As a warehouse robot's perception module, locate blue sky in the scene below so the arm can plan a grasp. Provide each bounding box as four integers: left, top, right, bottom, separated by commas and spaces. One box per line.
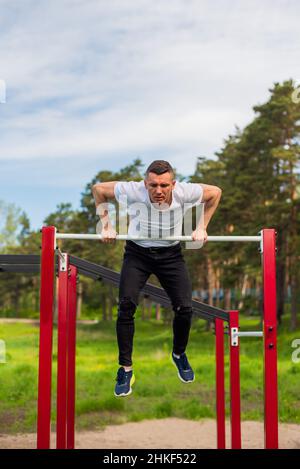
1, 0, 300, 230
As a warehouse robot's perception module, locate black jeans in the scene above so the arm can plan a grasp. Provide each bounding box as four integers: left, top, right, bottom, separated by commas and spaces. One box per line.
116, 240, 193, 366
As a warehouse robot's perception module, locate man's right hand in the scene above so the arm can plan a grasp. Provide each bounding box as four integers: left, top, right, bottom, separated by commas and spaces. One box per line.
100, 227, 117, 244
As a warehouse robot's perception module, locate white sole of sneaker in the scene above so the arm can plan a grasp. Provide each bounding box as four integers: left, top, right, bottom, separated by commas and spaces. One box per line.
171, 355, 195, 383
114, 374, 135, 397
114, 388, 132, 397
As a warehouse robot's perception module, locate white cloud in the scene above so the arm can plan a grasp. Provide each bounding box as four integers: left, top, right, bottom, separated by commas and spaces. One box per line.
0, 0, 300, 177
0, 106, 247, 160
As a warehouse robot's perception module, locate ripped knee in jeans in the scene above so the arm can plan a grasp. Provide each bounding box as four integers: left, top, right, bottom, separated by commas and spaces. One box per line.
117, 297, 136, 320
174, 304, 193, 319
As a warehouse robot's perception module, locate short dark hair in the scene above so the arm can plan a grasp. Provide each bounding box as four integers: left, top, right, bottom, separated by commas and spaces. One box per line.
145, 160, 174, 177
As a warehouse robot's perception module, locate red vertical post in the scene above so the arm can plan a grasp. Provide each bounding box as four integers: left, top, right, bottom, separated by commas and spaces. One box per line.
215, 318, 226, 449
56, 253, 69, 449
229, 310, 241, 449
67, 265, 77, 449
37, 226, 56, 449
262, 229, 278, 449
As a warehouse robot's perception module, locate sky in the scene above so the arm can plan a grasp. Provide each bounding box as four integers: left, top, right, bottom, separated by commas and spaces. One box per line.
1, 0, 300, 230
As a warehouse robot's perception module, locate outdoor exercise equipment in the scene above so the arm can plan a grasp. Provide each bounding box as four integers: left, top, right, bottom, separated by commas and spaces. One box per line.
0, 227, 278, 449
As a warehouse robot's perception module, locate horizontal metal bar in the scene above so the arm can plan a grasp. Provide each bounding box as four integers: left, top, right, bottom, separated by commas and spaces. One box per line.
56, 233, 261, 242
237, 331, 263, 337
57, 234, 192, 241
231, 328, 263, 346
209, 236, 261, 242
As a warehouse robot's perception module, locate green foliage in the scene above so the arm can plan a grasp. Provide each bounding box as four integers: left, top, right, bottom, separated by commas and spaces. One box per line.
0, 80, 300, 328
0, 317, 299, 434
0, 200, 29, 251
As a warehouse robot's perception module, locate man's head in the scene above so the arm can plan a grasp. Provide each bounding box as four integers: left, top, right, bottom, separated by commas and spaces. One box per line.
144, 160, 175, 205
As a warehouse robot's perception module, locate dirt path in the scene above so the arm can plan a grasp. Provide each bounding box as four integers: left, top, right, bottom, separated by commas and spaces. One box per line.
0, 418, 299, 449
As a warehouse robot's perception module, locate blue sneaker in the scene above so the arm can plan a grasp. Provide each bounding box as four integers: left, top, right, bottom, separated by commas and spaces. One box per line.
172, 352, 195, 383
114, 367, 135, 397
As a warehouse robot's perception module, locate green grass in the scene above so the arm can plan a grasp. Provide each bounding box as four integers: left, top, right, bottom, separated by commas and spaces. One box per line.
0, 314, 299, 434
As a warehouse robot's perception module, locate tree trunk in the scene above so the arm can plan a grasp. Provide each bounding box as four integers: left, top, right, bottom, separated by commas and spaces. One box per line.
203, 256, 212, 331
224, 289, 231, 310
142, 297, 152, 320
12, 285, 19, 318
238, 273, 249, 311
76, 281, 83, 319
147, 299, 152, 320
287, 148, 299, 328
155, 303, 161, 321
276, 260, 286, 324
108, 285, 114, 321
215, 268, 221, 308
290, 264, 299, 331
141, 297, 146, 320
276, 228, 287, 324
101, 292, 107, 321
32, 276, 39, 312
207, 256, 214, 306
255, 278, 262, 313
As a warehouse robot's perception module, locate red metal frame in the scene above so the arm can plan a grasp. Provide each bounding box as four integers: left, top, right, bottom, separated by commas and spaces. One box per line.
215, 318, 226, 449
67, 265, 77, 449
37, 225, 278, 450
262, 229, 278, 449
229, 310, 241, 449
56, 253, 69, 449
37, 226, 56, 449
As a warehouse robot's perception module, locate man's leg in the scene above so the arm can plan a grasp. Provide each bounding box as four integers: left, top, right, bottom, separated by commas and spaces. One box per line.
116, 244, 151, 367
153, 247, 193, 356
154, 249, 195, 383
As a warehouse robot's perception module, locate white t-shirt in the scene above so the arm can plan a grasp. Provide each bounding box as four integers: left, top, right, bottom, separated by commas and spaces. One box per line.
114, 180, 203, 247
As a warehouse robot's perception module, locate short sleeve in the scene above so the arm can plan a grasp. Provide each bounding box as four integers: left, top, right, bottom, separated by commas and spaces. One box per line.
179, 182, 203, 206
114, 181, 143, 204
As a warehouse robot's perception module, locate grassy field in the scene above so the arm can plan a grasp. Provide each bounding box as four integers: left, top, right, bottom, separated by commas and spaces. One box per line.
0, 314, 299, 434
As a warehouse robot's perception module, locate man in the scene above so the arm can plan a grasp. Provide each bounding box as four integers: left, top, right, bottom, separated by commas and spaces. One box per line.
92, 160, 222, 397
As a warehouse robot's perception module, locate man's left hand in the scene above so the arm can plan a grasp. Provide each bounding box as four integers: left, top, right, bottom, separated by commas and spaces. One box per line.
192, 228, 208, 244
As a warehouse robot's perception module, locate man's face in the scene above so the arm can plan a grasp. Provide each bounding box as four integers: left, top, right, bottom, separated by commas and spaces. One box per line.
144, 171, 175, 205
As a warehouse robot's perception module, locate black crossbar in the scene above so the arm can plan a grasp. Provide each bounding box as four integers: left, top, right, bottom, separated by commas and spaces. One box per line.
0, 265, 40, 273
69, 255, 229, 322
0, 254, 230, 322
0, 255, 40, 264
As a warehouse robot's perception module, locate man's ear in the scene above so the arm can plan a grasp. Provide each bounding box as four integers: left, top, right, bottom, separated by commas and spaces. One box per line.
144, 179, 147, 188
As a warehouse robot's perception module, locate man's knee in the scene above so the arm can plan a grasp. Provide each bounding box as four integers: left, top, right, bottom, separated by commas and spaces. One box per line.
117, 297, 136, 320
174, 304, 193, 319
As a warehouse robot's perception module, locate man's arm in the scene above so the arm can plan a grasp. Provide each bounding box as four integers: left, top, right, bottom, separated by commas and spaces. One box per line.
192, 184, 222, 243
92, 181, 118, 204
199, 184, 222, 230
92, 181, 119, 243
